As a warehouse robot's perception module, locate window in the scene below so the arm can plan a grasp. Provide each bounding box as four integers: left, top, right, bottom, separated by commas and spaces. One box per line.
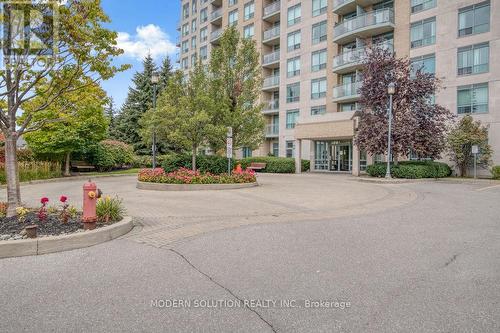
312, 21, 327, 44
312, 0, 327, 17
200, 8, 208, 22
457, 83, 488, 114
311, 78, 327, 99
182, 24, 189, 37
340, 103, 357, 112
191, 53, 197, 66
311, 49, 327, 71
287, 57, 300, 78
182, 57, 188, 69
373, 0, 393, 10
272, 143, 279, 157
458, 43, 489, 75
410, 17, 436, 48
228, 9, 238, 26
458, 1, 490, 37
286, 141, 295, 158
287, 4, 301, 26
243, 24, 254, 38
200, 27, 208, 42
192, 0, 197, 14
410, 54, 435, 77
244, 1, 254, 20
182, 40, 189, 53
200, 46, 208, 60
191, 36, 197, 49
242, 147, 252, 158
286, 110, 300, 129
286, 83, 300, 103
229, 0, 237, 6
311, 105, 326, 115
287, 30, 301, 51
411, 0, 436, 13
182, 3, 189, 19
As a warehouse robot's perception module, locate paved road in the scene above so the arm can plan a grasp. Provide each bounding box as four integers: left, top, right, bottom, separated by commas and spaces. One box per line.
0, 174, 499, 332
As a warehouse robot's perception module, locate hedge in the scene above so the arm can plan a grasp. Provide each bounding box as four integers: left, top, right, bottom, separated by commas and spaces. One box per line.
366, 161, 452, 179
238, 157, 310, 173
491, 166, 500, 180
162, 154, 228, 174
88, 140, 135, 171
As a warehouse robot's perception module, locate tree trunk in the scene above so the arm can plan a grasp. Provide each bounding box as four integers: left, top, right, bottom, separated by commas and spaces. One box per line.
4, 133, 21, 217
64, 151, 71, 176
192, 145, 197, 171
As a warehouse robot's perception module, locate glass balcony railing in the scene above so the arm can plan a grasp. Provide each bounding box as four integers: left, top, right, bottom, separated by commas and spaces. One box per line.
210, 29, 222, 42
333, 41, 393, 69
263, 1, 281, 18
210, 8, 223, 22
263, 26, 280, 41
266, 124, 279, 136
263, 100, 279, 113
263, 50, 280, 65
333, 81, 362, 100
334, 8, 394, 39
263, 75, 280, 89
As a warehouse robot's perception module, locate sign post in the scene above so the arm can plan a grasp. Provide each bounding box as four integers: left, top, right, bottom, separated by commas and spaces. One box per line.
472, 145, 479, 179
227, 127, 233, 175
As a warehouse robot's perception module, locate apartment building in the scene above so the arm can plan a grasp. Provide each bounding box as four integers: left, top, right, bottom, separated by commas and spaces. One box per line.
177, 0, 499, 176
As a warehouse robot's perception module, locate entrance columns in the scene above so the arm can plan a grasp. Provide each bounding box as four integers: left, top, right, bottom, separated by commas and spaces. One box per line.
352, 144, 360, 177
295, 139, 302, 174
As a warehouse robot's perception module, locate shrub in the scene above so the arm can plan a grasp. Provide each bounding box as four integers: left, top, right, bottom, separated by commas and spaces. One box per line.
238, 157, 310, 173
0, 161, 62, 184
491, 166, 500, 180
162, 154, 229, 174
96, 196, 126, 223
89, 140, 134, 171
366, 161, 451, 179
132, 155, 170, 168
0, 202, 7, 218
138, 167, 256, 184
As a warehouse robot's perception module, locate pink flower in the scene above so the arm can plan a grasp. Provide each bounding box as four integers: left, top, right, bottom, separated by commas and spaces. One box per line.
60, 195, 68, 203
40, 197, 49, 204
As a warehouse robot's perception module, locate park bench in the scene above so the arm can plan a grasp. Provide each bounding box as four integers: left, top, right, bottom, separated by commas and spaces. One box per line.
71, 161, 95, 172
247, 162, 267, 171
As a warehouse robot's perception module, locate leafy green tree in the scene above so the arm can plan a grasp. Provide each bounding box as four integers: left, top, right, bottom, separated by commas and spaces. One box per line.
209, 26, 264, 153
141, 63, 225, 170
0, 0, 128, 216
447, 115, 492, 177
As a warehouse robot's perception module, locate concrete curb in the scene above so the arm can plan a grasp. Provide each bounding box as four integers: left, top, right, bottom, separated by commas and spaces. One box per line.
354, 177, 431, 184
136, 181, 259, 191
0, 174, 137, 188
354, 177, 499, 185
0, 216, 133, 259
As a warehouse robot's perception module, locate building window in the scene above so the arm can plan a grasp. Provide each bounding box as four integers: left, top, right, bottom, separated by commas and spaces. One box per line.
340, 103, 357, 112
182, 24, 189, 37
200, 27, 208, 42
242, 147, 252, 158
286, 141, 295, 158
287, 4, 301, 26
192, 0, 197, 14
182, 41, 189, 53
182, 57, 188, 70
244, 1, 254, 20
200, 8, 208, 22
410, 53, 435, 77
272, 142, 279, 157
287, 57, 300, 78
228, 0, 237, 6
183, 3, 189, 19
286, 83, 300, 103
286, 110, 300, 129
200, 46, 208, 60
457, 83, 488, 114
457, 43, 489, 76
311, 78, 327, 100
458, 1, 490, 37
228, 9, 238, 26
311, 105, 326, 115
311, 49, 327, 72
191, 19, 197, 32
411, 0, 436, 13
312, 21, 327, 45
312, 0, 327, 17
191, 53, 197, 66
191, 36, 197, 49
243, 24, 254, 38
287, 30, 301, 52
410, 17, 436, 48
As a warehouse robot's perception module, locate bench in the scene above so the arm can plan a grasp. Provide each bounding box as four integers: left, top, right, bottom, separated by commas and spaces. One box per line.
247, 162, 267, 171
71, 161, 95, 172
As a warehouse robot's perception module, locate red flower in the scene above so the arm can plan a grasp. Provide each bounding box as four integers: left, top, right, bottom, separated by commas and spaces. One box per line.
59, 195, 68, 203
40, 197, 49, 204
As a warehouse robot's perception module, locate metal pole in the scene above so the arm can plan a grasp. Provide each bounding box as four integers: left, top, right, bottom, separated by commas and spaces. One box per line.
474, 153, 477, 179
152, 83, 157, 169
385, 94, 393, 179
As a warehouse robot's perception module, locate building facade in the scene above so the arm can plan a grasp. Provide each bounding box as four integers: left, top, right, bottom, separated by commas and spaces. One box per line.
177, 0, 499, 176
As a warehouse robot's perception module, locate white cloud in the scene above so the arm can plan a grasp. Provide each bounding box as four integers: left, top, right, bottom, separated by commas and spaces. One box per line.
116, 24, 177, 61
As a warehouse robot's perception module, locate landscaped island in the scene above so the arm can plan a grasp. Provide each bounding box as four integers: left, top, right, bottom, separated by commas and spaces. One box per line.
138, 168, 257, 184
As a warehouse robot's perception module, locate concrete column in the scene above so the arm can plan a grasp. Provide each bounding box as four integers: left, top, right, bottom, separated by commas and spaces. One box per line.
352, 144, 360, 177
295, 139, 302, 174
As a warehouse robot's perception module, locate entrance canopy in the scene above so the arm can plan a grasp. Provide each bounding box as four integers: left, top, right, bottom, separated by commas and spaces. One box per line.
294, 111, 359, 140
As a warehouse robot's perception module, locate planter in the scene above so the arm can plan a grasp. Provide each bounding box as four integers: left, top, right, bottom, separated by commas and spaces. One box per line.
136, 181, 259, 191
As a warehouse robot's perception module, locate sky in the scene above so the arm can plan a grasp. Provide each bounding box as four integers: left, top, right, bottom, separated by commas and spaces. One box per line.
100, 0, 180, 110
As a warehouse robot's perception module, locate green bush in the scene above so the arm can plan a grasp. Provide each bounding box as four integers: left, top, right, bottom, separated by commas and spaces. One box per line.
366, 161, 451, 179
96, 196, 126, 223
238, 157, 310, 173
162, 154, 229, 174
132, 155, 170, 168
89, 140, 134, 171
491, 166, 500, 180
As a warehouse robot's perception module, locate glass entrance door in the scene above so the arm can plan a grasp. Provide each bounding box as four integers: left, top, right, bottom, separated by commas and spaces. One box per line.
330, 142, 352, 172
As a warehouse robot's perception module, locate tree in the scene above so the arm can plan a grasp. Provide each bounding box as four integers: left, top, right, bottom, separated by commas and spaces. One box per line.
159, 57, 173, 91
140, 63, 224, 171
447, 115, 492, 177
209, 26, 264, 153
355, 47, 454, 162
105, 97, 117, 138
23, 82, 109, 176
0, 0, 127, 216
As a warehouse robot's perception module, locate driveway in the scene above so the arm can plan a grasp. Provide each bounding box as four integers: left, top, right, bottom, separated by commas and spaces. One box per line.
0, 174, 499, 332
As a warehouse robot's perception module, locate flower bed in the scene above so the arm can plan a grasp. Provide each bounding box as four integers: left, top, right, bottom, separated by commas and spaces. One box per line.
138, 167, 257, 184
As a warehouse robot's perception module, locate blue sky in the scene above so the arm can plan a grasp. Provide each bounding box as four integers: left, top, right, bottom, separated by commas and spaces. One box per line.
100, 0, 180, 109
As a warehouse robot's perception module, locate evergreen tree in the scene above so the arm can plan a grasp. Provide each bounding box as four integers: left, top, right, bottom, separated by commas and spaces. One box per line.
159, 57, 173, 91
105, 97, 117, 138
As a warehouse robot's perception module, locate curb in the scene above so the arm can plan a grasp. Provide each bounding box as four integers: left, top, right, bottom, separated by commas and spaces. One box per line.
0, 174, 137, 188
136, 181, 259, 191
354, 177, 430, 184
0, 217, 134, 259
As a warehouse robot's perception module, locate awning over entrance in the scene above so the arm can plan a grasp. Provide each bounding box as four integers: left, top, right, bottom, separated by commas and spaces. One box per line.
294, 111, 359, 140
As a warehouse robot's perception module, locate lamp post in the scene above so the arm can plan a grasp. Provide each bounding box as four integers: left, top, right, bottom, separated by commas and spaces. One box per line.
385, 82, 396, 179
151, 74, 160, 169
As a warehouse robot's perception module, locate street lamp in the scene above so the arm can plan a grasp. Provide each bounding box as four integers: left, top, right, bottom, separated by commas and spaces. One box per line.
385, 82, 396, 179
151, 74, 160, 169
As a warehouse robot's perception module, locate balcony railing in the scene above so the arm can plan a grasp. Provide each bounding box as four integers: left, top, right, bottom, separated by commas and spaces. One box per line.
263, 75, 280, 88
333, 0, 353, 8
263, 1, 281, 18
263, 100, 279, 113
334, 8, 394, 38
266, 124, 279, 136
210, 8, 223, 22
333, 81, 362, 100
263, 26, 280, 41
333, 41, 393, 69
210, 29, 222, 42
263, 50, 280, 65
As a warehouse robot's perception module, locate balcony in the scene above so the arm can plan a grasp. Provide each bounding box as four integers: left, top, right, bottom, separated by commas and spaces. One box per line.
262, 50, 280, 68
333, 0, 386, 15
265, 124, 279, 138
210, 8, 223, 24
333, 81, 362, 103
262, 75, 280, 91
263, 1, 281, 22
333, 41, 393, 74
333, 8, 394, 44
262, 100, 280, 115
263, 26, 280, 45
176, 20, 181, 31
210, 29, 222, 44
176, 35, 181, 47
211, 0, 222, 6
